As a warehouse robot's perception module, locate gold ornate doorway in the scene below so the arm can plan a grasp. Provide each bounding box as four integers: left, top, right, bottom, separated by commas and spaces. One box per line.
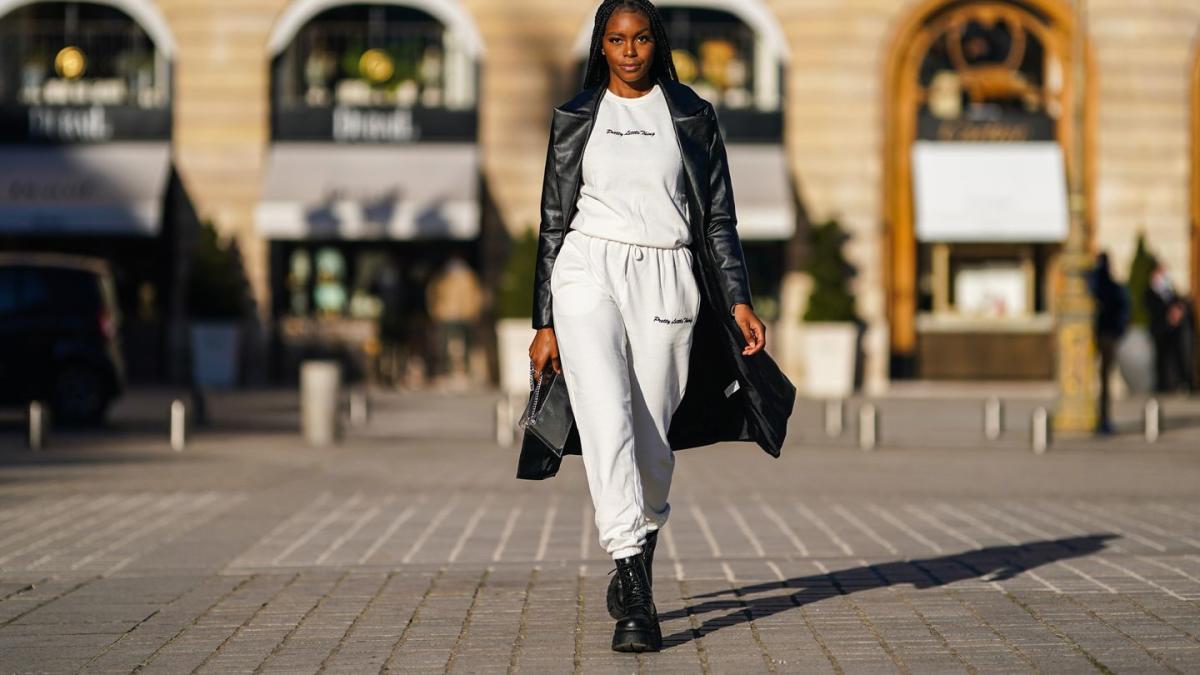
882, 0, 1091, 379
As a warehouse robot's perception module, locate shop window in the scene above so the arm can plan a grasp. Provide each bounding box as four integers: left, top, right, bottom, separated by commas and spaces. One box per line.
275, 5, 451, 110
271, 4, 476, 142
0, 2, 167, 110
661, 8, 767, 112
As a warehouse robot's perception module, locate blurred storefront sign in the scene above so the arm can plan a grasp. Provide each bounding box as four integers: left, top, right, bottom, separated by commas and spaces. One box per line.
911, 141, 1069, 243
255, 143, 478, 240
0, 143, 169, 234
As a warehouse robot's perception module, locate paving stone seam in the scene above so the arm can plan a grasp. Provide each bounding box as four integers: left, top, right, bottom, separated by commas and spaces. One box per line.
723, 565, 779, 674
315, 571, 397, 673
1000, 587, 1115, 674
381, 567, 444, 673
0, 580, 40, 604
253, 570, 352, 674
571, 570, 585, 675
1058, 589, 1188, 674
442, 567, 492, 674
130, 575, 255, 673
189, 572, 300, 674
676, 578, 712, 675
869, 561, 979, 675
78, 578, 208, 672
505, 567, 538, 675
819, 561, 913, 675
1110, 589, 1200, 645
0, 575, 98, 629
767, 562, 844, 675
937, 581, 1041, 674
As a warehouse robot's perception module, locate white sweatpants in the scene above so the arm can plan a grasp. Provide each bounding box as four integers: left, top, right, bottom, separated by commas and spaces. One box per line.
550, 229, 701, 559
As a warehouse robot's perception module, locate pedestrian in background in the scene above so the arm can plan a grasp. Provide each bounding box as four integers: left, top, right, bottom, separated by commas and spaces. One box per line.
1145, 259, 1196, 394
525, 0, 794, 654
1087, 252, 1128, 434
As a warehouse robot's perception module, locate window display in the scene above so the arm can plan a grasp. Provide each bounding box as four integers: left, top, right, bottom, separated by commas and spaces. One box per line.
0, 2, 167, 109
274, 5, 461, 111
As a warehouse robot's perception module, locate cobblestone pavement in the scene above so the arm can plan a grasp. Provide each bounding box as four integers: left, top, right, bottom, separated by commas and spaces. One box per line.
0, 391, 1199, 673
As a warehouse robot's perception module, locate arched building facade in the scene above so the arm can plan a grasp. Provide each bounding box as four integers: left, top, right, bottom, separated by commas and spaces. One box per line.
28, 0, 1195, 390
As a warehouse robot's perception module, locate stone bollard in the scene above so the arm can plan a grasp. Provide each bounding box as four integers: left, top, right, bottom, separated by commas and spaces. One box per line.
349, 390, 371, 427
301, 360, 341, 447
1031, 407, 1050, 454
984, 397, 1003, 441
170, 400, 187, 452
858, 403, 878, 452
27, 401, 47, 451
824, 399, 844, 438
1144, 398, 1160, 443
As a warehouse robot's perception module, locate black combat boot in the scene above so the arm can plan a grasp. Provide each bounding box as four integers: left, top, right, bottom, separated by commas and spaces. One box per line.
610, 550, 662, 652
607, 529, 658, 619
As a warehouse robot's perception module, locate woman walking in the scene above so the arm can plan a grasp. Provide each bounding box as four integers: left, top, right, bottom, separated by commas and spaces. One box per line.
526, 0, 795, 653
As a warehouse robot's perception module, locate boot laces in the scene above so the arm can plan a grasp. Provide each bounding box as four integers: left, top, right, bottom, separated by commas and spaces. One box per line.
618, 561, 652, 608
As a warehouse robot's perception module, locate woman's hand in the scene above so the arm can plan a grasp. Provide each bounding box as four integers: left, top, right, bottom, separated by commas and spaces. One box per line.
529, 327, 562, 380
733, 304, 766, 356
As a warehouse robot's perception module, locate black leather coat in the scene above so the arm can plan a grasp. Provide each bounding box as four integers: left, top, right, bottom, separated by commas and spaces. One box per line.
529, 78, 796, 472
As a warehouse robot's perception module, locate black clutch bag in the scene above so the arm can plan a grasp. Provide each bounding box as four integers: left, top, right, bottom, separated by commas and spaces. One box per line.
515, 363, 575, 480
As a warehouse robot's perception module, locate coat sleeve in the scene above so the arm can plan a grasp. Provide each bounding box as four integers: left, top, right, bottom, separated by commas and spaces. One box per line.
703, 105, 754, 314
531, 115, 564, 329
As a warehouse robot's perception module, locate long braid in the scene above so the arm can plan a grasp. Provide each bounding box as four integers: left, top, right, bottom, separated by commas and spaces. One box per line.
581, 0, 678, 90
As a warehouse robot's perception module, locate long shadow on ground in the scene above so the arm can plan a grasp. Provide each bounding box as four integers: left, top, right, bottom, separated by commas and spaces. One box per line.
660, 534, 1118, 650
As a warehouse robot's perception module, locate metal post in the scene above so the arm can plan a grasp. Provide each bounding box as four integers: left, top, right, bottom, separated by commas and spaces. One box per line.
984, 397, 1003, 441
1144, 398, 1160, 443
858, 403, 878, 452
27, 401, 46, 451
170, 400, 186, 452
349, 390, 370, 427
824, 399, 844, 437
301, 360, 341, 447
1032, 407, 1050, 454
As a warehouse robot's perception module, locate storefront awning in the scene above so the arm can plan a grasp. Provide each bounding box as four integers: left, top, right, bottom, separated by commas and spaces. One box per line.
726, 144, 796, 240
0, 143, 171, 236
912, 141, 1070, 243
255, 143, 479, 240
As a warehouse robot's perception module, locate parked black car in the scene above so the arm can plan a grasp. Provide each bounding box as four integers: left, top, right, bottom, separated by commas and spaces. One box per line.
0, 254, 126, 425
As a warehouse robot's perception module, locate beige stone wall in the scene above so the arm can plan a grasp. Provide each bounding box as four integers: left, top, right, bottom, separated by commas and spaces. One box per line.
147, 0, 1198, 386
1090, 0, 1200, 289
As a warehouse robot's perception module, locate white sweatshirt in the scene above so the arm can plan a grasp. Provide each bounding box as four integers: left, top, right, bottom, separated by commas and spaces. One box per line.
568, 84, 691, 249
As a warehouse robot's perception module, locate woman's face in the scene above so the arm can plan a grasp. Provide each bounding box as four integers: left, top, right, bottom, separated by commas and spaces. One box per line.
602, 9, 656, 87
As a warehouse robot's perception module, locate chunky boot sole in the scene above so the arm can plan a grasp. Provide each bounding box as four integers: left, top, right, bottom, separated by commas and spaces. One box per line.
611, 623, 663, 653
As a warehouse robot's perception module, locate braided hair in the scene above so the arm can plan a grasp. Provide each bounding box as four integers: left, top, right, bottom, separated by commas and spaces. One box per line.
581, 0, 678, 90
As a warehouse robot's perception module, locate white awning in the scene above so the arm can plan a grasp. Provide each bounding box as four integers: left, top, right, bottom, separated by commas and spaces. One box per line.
0, 143, 170, 236
726, 144, 795, 240
255, 143, 479, 240
912, 141, 1070, 243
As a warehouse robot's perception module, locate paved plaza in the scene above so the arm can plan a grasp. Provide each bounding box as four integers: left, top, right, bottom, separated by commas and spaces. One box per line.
0, 389, 1198, 673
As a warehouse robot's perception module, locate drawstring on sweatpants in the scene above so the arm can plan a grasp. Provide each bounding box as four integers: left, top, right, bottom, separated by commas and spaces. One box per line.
632, 245, 645, 261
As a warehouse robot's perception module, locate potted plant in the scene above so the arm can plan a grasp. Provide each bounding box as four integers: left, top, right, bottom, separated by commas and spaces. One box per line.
1117, 234, 1157, 393
187, 220, 246, 389
495, 227, 540, 397
800, 218, 860, 399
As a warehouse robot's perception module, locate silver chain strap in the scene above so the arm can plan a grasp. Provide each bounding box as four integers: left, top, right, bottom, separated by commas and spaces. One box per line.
524, 360, 545, 425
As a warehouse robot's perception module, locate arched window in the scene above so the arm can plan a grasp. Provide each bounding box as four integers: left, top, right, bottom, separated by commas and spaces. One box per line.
0, 0, 171, 141
270, 2, 477, 143
884, 0, 1084, 379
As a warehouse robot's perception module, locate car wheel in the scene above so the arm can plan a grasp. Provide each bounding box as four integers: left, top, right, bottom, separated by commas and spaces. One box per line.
53, 365, 108, 427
